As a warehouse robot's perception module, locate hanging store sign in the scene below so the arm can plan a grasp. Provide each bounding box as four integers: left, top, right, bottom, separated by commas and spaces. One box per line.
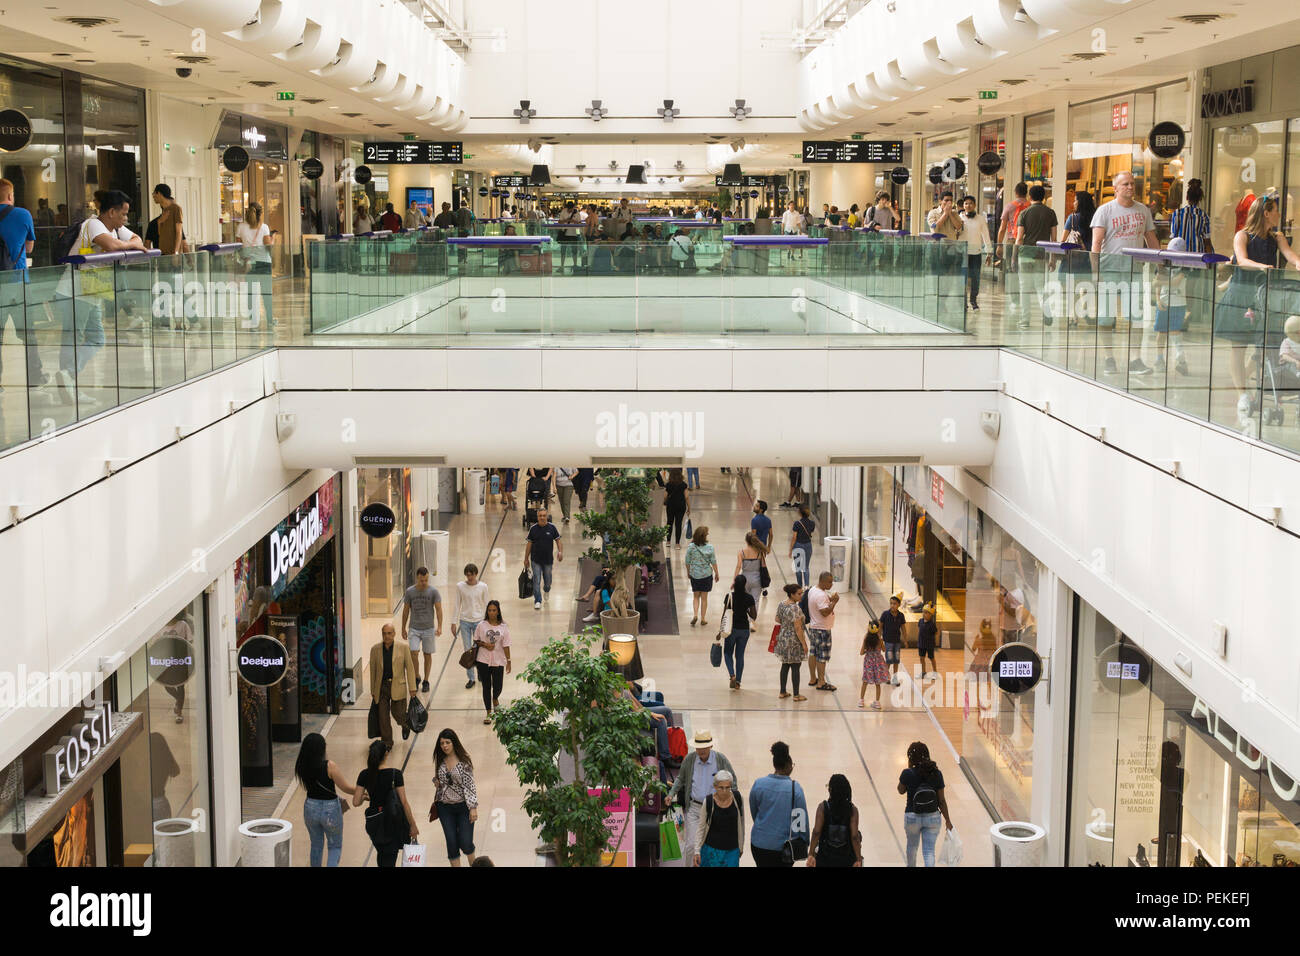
927, 166, 944, 185
222, 145, 250, 173
1222, 124, 1260, 159
989, 642, 1043, 695
353, 165, 373, 186
301, 157, 324, 181
1097, 641, 1152, 695
478, 186, 489, 197
976, 150, 1003, 175
0, 108, 33, 152
237, 635, 289, 687
360, 502, 397, 538
147, 635, 195, 687
269, 493, 324, 594
943, 157, 966, 182
1111, 102, 1129, 131
42, 701, 118, 796
1147, 122, 1186, 160
890, 166, 910, 185
1201, 85, 1255, 120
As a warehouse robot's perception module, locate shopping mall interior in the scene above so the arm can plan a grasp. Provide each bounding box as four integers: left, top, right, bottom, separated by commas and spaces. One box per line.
0, 0, 1299, 884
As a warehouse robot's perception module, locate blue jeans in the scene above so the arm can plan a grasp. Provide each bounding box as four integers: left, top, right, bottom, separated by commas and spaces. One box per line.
905, 811, 943, 867
303, 796, 344, 867
792, 543, 812, 588
59, 297, 105, 374
437, 801, 476, 860
724, 629, 750, 681
686, 468, 700, 488
531, 560, 553, 603
699, 844, 740, 867
458, 620, 478, 680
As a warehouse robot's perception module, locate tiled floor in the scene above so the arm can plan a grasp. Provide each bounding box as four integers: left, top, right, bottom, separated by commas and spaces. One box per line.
273, 467, 995, 867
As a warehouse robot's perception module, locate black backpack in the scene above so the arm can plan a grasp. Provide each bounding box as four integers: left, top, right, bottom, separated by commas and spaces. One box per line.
822, 801, 851, 849
911, 773, 940, 815
0, 206, 14, 271
53, 219, 87, 263
363, 769, 405, 845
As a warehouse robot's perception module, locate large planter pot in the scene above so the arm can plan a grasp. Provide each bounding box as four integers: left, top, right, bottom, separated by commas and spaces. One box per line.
600, 609, 641, 638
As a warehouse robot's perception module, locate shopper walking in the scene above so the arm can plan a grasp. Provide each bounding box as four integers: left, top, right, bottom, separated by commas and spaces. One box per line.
295, 732, 362, 867
748, 741, 808, 868
898, 741, 953, 867
693, 770, 745, 867
369, 624, 418, 749
666, 729, 739, 864
473, 600, 511, 723
401, 566, 443, 693
774, 583, 809, 701
807, 773, 862, 867
554, 467, 577, 523
663, 468, 690, 548
523, 508, 563, 609
685, 466, 700, 489
355, 739, 418, 867
499, 466, 518, 511
734, 530, 768, 609
917, 602, 939, 679
684, 525, 720, 626
721, 573, 758, 690
452, 563, 489, 690
959, 194, 993, 311
781, 467, 803, 508
573, 467, 596, 510
859, 622, 890, 709
788, 504, 816, 589
1091, 170, 1160, 376
805, 571, 839, 692
880, 595, 906, 686
431, 728, 478, 866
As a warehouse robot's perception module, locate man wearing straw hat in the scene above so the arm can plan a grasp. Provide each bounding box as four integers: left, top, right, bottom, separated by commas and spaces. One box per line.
666, 730, 740, 864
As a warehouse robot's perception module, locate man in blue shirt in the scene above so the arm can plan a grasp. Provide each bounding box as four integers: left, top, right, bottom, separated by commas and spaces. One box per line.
750, 500, 773, 594
0, 178, 43, 388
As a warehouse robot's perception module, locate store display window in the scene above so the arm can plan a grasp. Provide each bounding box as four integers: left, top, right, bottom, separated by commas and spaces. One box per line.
1023, 111, 1055, 203
923, 129, 971, 217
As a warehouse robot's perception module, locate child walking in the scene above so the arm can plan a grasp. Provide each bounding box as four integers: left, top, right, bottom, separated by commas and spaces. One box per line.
859, 622, 889, 710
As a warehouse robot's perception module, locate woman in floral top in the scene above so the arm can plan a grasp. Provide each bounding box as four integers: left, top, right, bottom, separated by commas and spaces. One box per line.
774, 583, 810, 702
684, 525, 720, 627
431, 728, 478, 866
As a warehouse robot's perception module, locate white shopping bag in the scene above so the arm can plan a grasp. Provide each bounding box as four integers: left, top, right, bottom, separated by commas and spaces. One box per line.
402, 843, 427, 867
938, 828, 963, 866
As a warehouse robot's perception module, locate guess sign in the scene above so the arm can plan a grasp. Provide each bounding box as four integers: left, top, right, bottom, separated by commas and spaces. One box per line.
0, 108, 33, 152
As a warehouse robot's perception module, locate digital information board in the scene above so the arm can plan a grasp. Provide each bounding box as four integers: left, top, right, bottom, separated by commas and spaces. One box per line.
494, 175, 532, 187
363, 141, 463, 164
802, 140, 903, 163
715, 174, 769, 187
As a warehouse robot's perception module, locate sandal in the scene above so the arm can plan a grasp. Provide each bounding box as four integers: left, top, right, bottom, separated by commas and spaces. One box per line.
778, 692, 791, 699
793, 695, 808, 702
700, 620, 708, 626
817, 683, 838, 692
858, 700, 865, 709
483, 716, 492, 724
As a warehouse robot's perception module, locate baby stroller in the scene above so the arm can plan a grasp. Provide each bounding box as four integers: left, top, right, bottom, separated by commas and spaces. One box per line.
523, 474, 551, 529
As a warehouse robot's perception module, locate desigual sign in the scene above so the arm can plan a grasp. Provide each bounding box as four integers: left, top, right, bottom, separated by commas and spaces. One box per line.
146, 636, 194, 687
270, 498, 323, 591
43, 701, 117, 795
237, 635, 289, 687
0, 108, 32, 152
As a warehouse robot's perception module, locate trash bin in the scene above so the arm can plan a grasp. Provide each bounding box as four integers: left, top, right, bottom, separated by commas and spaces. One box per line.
239, 818, 293, 867
153, 817, 199, 867
420, 529, 451, 589
990, 821, 1047, 866
824, 536, 851, 593
466, 469, 487, 515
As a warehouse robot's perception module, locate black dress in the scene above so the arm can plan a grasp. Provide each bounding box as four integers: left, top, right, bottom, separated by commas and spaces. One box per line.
814, 801, 858, 867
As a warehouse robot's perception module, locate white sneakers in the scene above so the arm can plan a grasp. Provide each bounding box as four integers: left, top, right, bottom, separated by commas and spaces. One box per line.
534, 601, 542, 610
582, 612, 600, 623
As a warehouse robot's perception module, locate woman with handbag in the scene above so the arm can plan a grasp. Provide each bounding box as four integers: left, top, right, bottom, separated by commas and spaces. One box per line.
773, 583, 809, 701
473, 600, 511, 724
747, 741, 808, 868
684, 524, 719, 626
431, 728, 478, 866
693, 770, 745, 867
788, 505, 816, 589
354, 739, 419, 867
295, 732, 363, 867
720, 574, 757, 690
734, 530, 768, 609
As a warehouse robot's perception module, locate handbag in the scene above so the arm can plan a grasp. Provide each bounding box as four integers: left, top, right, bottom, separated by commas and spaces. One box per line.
684, 517, 693, 540
710, 641, 723, 668
781, 779, 810, 865
769, 623, 781, 653
458, 647, 478, 671
517, 567, 533, 600
759, 562, 772, 589
715, 594, 732, 641
402, 843, 427, 867
367, 701, 380, 739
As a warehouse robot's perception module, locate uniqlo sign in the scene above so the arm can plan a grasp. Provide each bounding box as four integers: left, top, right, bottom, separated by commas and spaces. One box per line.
930, 472, 945, 507
1112, 102, 1129, 131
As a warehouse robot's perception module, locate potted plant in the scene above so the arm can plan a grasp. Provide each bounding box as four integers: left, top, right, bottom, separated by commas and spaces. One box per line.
494, 631, 667, 865
576, 469, 668, 636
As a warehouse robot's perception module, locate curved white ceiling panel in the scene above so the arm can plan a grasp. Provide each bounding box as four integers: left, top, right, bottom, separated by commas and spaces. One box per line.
1019, 0, 1099, 33
234, 0, 307, 56
970, 0, 1043, 50
798, 108, 826, 132
935, 18, 997, 70
279, 12, 343, 71
898, 37, 964, 91
147, 0, 262, 35
876, 59, 922, 99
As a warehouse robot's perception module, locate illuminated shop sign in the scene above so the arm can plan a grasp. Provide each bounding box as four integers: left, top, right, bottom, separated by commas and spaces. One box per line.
42, 701, 117, 796
1189, 697, 1297, 803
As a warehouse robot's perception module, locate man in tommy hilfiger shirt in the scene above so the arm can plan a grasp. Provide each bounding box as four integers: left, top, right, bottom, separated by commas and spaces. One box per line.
1091, 170, 1159, 378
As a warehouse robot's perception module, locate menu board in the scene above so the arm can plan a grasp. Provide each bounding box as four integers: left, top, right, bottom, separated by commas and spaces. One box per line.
363, 141, 463, 164
802, 140, 903, 163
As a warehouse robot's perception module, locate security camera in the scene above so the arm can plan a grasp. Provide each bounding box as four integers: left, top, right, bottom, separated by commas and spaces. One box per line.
175, 67, 193, 78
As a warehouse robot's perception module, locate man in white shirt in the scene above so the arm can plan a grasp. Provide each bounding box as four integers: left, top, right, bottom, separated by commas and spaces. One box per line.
781, 201, 803, 236
1090, 170, 1159, 377
453, 563, 489, 689
960, 195, 993, 311
806, 571, 840, 692
669, 229, 694, 269
554, 467, 577, 523
557, 200, 582, 273
610, 198, 634, 229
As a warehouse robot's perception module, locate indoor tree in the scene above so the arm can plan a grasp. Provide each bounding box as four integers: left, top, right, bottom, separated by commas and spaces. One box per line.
576, 469, 668, 617
493, 631, 666, 866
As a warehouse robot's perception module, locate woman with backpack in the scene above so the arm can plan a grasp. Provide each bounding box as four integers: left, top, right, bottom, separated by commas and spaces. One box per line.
807, 773, 862, 867
354, 739, 419, 866
431, 728, 478, 866
295, 732, 362, 867
897, 741, 953, 867
693, 770, 745, 867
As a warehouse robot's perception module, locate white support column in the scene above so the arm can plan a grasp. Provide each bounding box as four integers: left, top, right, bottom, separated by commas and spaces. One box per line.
910, 135, 926, 232
341, 469, 365, 680
1029, 567, 1075, 865
207, 565, 242, 866
1185, 70, 1207, 183
1051, 95, 1071, 221
1005, 112, 1026, 192
808, 166, 833, 214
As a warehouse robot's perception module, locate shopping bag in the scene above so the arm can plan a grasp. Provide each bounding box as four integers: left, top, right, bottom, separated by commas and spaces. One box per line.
367, 701, 380, 739
659, 819, 682, 862
407, 695, 428, 734
684, 517, 693, 540
518, 568, 533, 600
768, 624, 780, 653
401, 843, 427, 867
938, 828, 963, 866
710, 641, 723, 668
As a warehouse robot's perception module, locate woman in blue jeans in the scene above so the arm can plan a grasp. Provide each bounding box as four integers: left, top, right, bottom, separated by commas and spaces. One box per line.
720, 574, 757, 690
897, 741, 953, 866
788, 506, 816, 589
432, 728, 478, 866
294, 732, 363, 866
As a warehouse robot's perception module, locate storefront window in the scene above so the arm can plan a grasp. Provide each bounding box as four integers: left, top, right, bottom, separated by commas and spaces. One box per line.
1068, 597, 1300, 866
923, 128, 970, 215
1023, 111, 1054, 203
116, 596, 213, 865
358, 468, 414, 615
216, 111, 289, 273
1208, 120, 1286, 256
977, 120, 1006, 226
0, 54, 67, 266
79, 75, 147, 236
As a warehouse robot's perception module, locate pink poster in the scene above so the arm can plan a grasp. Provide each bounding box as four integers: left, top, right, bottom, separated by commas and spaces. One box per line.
586, 788, 633, 867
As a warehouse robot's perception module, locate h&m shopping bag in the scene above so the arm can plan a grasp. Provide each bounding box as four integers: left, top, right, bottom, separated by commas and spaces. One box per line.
402, 843, 427, 867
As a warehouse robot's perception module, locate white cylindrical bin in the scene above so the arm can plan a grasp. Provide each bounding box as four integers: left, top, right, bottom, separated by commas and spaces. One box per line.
153, 817, 199, 867
824, 536, 851, 593
239, 818, 293, 867
990, 821, 1047, 866
466, 469, 487, 515
420, 530, 451, 589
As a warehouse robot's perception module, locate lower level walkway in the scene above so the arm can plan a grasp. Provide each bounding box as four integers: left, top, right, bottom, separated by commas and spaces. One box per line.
269, 467, 995, 866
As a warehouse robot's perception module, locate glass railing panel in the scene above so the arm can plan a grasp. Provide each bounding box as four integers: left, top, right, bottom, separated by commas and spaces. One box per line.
115, 250, 164, 401
1257, 268, 1300, 450
19, 264, 76, 438
0, 267, 33, 450
68, 253, 122, 419
1208, 259, 1267, 437
1054, 249, 1099, 380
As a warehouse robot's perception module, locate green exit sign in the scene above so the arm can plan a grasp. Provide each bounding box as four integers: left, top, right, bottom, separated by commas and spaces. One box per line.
277, 91, 295, 101
979, 90, 998, 100
404, 134, 417, 141
463, 154, 473, 160
851, 133, 864, 140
